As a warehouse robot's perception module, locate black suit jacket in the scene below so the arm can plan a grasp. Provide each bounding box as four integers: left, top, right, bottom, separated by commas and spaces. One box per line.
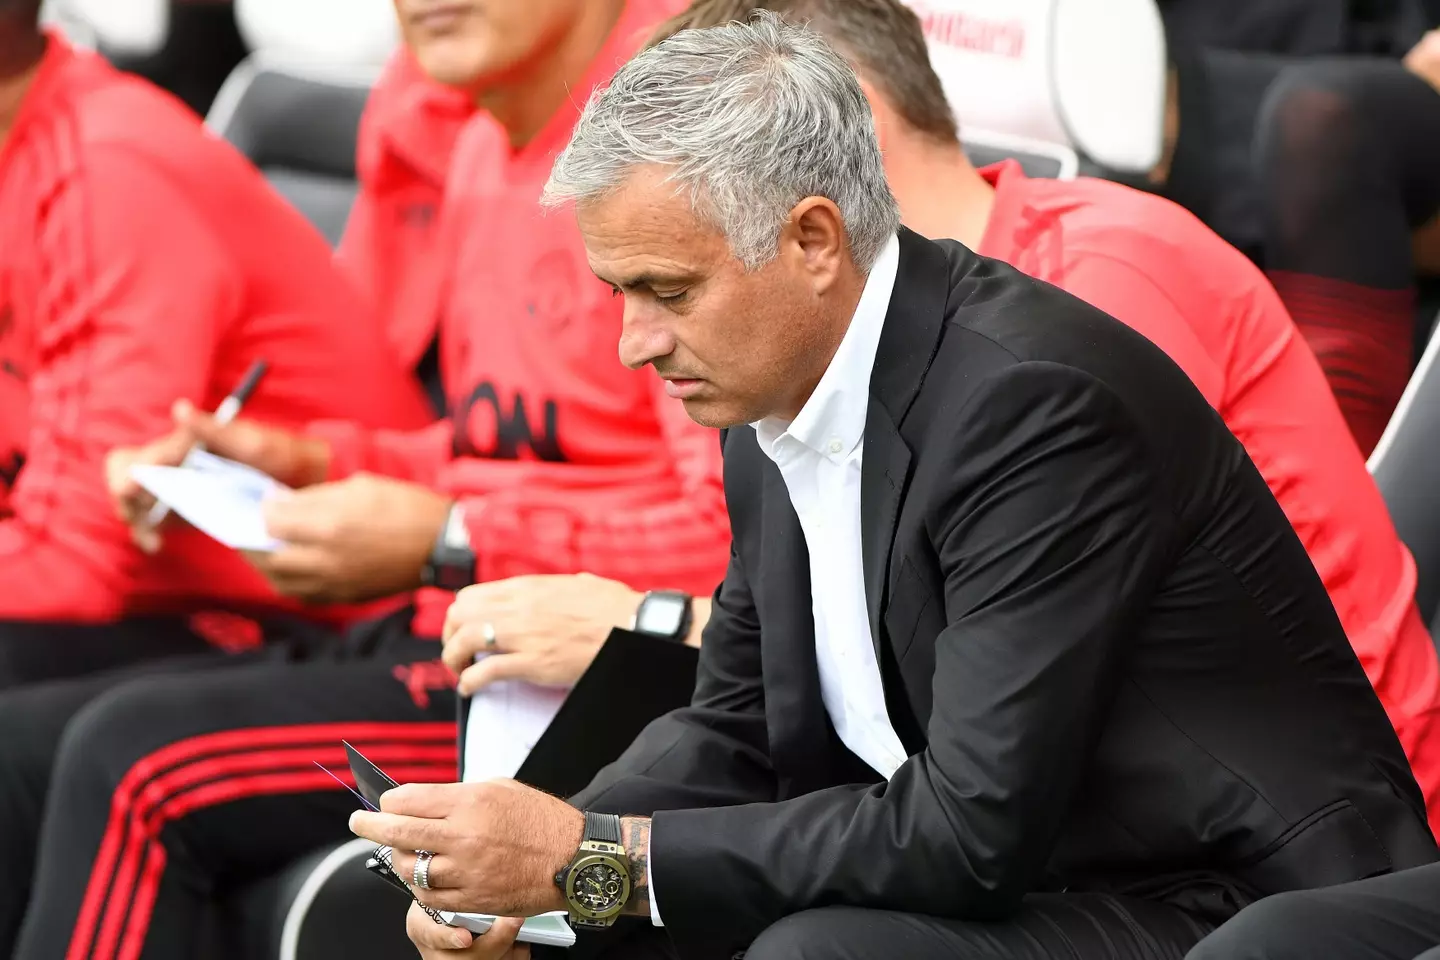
574, 230, 1439, 959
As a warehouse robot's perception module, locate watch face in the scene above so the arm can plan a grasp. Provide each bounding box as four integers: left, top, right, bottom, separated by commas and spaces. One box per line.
571, 860, 627, 914
636, 596, 685, 637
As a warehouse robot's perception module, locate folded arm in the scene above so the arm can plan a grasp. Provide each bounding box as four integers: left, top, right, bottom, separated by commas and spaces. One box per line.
645, 364, 1173, 956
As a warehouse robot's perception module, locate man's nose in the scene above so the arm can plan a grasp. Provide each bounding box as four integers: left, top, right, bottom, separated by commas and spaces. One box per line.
618, 313, 676, 371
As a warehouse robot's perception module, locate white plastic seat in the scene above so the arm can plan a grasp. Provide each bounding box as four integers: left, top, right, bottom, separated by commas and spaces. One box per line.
902, 0, 1168, 177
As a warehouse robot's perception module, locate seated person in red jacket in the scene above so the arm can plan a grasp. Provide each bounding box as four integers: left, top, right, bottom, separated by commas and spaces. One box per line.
435, 0, 1440, 844
0, 0, 432, 688
0, 2, 710, 958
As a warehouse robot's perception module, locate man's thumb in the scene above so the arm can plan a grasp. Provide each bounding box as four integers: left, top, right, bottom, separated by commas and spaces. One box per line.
458, 654, 530, 697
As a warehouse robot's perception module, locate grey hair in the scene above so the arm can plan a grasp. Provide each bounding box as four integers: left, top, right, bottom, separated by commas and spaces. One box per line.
541, 10, 900, 271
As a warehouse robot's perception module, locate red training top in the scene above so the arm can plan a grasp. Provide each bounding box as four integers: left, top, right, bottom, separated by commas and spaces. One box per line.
337, 49, 472, 374
978, 161, 1440, 829
312, 0, 721, 639
0, 36, 434, 625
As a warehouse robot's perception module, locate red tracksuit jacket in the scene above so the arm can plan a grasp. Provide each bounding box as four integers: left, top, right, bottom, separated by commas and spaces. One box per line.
337, 50, 472, 374
313, 0, 718, 639
978, 160, 1440, 831
0, 36, 434, 625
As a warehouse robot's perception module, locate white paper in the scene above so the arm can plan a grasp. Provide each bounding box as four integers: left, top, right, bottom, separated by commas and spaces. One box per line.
438, 911, 576, 948
461, 664, 569, 783
130, 452, 289, 552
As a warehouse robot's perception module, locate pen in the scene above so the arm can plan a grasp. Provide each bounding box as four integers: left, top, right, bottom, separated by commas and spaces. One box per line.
144, 359, 269, 528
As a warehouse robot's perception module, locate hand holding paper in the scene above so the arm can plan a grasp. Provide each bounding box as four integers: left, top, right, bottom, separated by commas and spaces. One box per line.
129, 450, 290, 553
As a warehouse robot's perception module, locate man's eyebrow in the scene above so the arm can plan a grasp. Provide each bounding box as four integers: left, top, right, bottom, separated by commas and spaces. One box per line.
591, 268, 696, 290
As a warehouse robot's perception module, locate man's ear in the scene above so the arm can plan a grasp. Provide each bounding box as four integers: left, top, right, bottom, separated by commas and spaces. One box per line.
783, 197, 847, 296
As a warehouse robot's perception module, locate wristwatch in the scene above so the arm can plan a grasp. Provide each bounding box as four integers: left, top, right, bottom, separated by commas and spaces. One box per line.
420, 502, 476, 592
555, 811, 631, 928
632, 590, 693, 642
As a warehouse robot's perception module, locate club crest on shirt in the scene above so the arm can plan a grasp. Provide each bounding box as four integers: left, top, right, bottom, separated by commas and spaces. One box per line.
524, 249, 583, 334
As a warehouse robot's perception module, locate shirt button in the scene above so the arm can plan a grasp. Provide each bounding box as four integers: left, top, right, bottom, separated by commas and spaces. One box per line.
827, 438, 843, 455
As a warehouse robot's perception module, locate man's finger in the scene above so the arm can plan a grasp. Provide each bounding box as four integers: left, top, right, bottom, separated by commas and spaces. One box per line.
457, 653, 536, 697
379, 781, 463, 818
444, 622, 516, 675
349, 810, 452, 853
408, 901, 473, 951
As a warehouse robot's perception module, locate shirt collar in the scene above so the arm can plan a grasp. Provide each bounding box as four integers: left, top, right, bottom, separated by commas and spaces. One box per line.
754, 233, 901, 464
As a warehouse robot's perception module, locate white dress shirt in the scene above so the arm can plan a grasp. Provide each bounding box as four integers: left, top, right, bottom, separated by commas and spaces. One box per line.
648, 235, 904, 926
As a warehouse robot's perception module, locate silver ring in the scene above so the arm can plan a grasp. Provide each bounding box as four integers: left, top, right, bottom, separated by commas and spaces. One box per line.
482, 621, 497, 651
414, 850, 435, 890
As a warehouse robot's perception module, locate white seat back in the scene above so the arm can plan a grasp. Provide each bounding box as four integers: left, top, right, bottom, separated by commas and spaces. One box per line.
47, 0, 166, 56
234, 0, 399, 80
902, 0, 1167, 175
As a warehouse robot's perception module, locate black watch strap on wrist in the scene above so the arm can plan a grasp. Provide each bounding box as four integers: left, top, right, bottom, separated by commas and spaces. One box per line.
584, 810, 622, 845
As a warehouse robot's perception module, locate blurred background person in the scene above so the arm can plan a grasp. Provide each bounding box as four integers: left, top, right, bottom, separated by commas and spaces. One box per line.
2, 2, 721, 959
0, 0, 431, 685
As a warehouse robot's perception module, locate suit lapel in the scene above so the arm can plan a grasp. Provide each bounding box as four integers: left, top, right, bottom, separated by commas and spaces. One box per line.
860, 402, 912, 663
756, 463, 834, 797
860, 230, 952, 658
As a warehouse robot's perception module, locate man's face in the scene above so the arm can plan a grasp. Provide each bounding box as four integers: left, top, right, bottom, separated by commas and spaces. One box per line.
391, 0, 583, 91
576, 168, 836, 429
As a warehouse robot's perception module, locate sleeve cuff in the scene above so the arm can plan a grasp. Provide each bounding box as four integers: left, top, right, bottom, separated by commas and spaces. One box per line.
648, 853, 663, 927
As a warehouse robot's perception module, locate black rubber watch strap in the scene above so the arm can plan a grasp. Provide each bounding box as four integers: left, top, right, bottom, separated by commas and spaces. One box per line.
584, 810, 622, 845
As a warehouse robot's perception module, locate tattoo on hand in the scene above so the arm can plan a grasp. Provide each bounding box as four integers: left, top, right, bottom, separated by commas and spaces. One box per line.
622, 817, 652, 918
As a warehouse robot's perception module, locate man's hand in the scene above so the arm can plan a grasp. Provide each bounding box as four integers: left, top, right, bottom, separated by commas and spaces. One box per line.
441, 574, 643, 695
106, 398, 330, 553
349, 780, 582, 917
248, 474, 452, 604
1407, 30, 1440, 93
406, 904, 529, 960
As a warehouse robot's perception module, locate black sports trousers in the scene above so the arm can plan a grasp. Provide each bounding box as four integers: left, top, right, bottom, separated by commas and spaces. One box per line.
0, 617, 216, 690
0, 607, 459, 960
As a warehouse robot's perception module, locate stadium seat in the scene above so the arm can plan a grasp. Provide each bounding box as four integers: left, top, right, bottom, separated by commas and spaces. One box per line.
903, 0, 1168, 178
51, 0, 246, 115
205, 56, 370, 247
1368, 315, 1440, 633
224, 838, 412, 960
234, 0, 398, 74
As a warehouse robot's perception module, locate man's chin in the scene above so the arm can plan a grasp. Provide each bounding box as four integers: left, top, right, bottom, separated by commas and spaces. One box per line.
680, 397, 749, 430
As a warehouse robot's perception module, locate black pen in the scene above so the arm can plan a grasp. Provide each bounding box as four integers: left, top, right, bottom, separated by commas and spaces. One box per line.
145, 359, 269, 527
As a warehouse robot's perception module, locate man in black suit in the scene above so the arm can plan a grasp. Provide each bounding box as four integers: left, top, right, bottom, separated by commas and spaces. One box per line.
349, 13, 1437, 960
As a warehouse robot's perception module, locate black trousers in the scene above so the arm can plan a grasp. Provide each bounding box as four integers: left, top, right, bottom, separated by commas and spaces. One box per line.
0, 608, 459, 960
1185, 864, 1440, 960
557, 893, 1214, 960
0, 617, 217, 690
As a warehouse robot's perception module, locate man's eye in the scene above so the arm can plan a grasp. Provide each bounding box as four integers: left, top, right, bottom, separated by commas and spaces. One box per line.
656, 290, 688, 304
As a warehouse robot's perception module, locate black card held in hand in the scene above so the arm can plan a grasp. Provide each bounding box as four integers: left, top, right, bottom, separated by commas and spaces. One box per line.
344, 740, 400, 811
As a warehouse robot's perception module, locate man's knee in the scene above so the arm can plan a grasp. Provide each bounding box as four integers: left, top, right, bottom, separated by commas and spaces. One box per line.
1188, 890, 1346, 960
50, 673, 204, 806
745, 908, 860, 960
1257, 64, 1368, 177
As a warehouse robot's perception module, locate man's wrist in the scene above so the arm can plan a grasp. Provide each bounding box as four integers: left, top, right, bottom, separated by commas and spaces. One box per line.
620, 816, 652, 918
296, 436, 332, 487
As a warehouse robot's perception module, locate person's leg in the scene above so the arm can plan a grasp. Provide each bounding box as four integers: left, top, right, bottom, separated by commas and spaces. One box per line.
0, 617, 215, 690
741, 894, 1211, 960
1254, 59, 1440, 455
1186, 863, 1440, 960
0, 651, 241, 955
571, 894, 1212, 960
11, 631, 458, 960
